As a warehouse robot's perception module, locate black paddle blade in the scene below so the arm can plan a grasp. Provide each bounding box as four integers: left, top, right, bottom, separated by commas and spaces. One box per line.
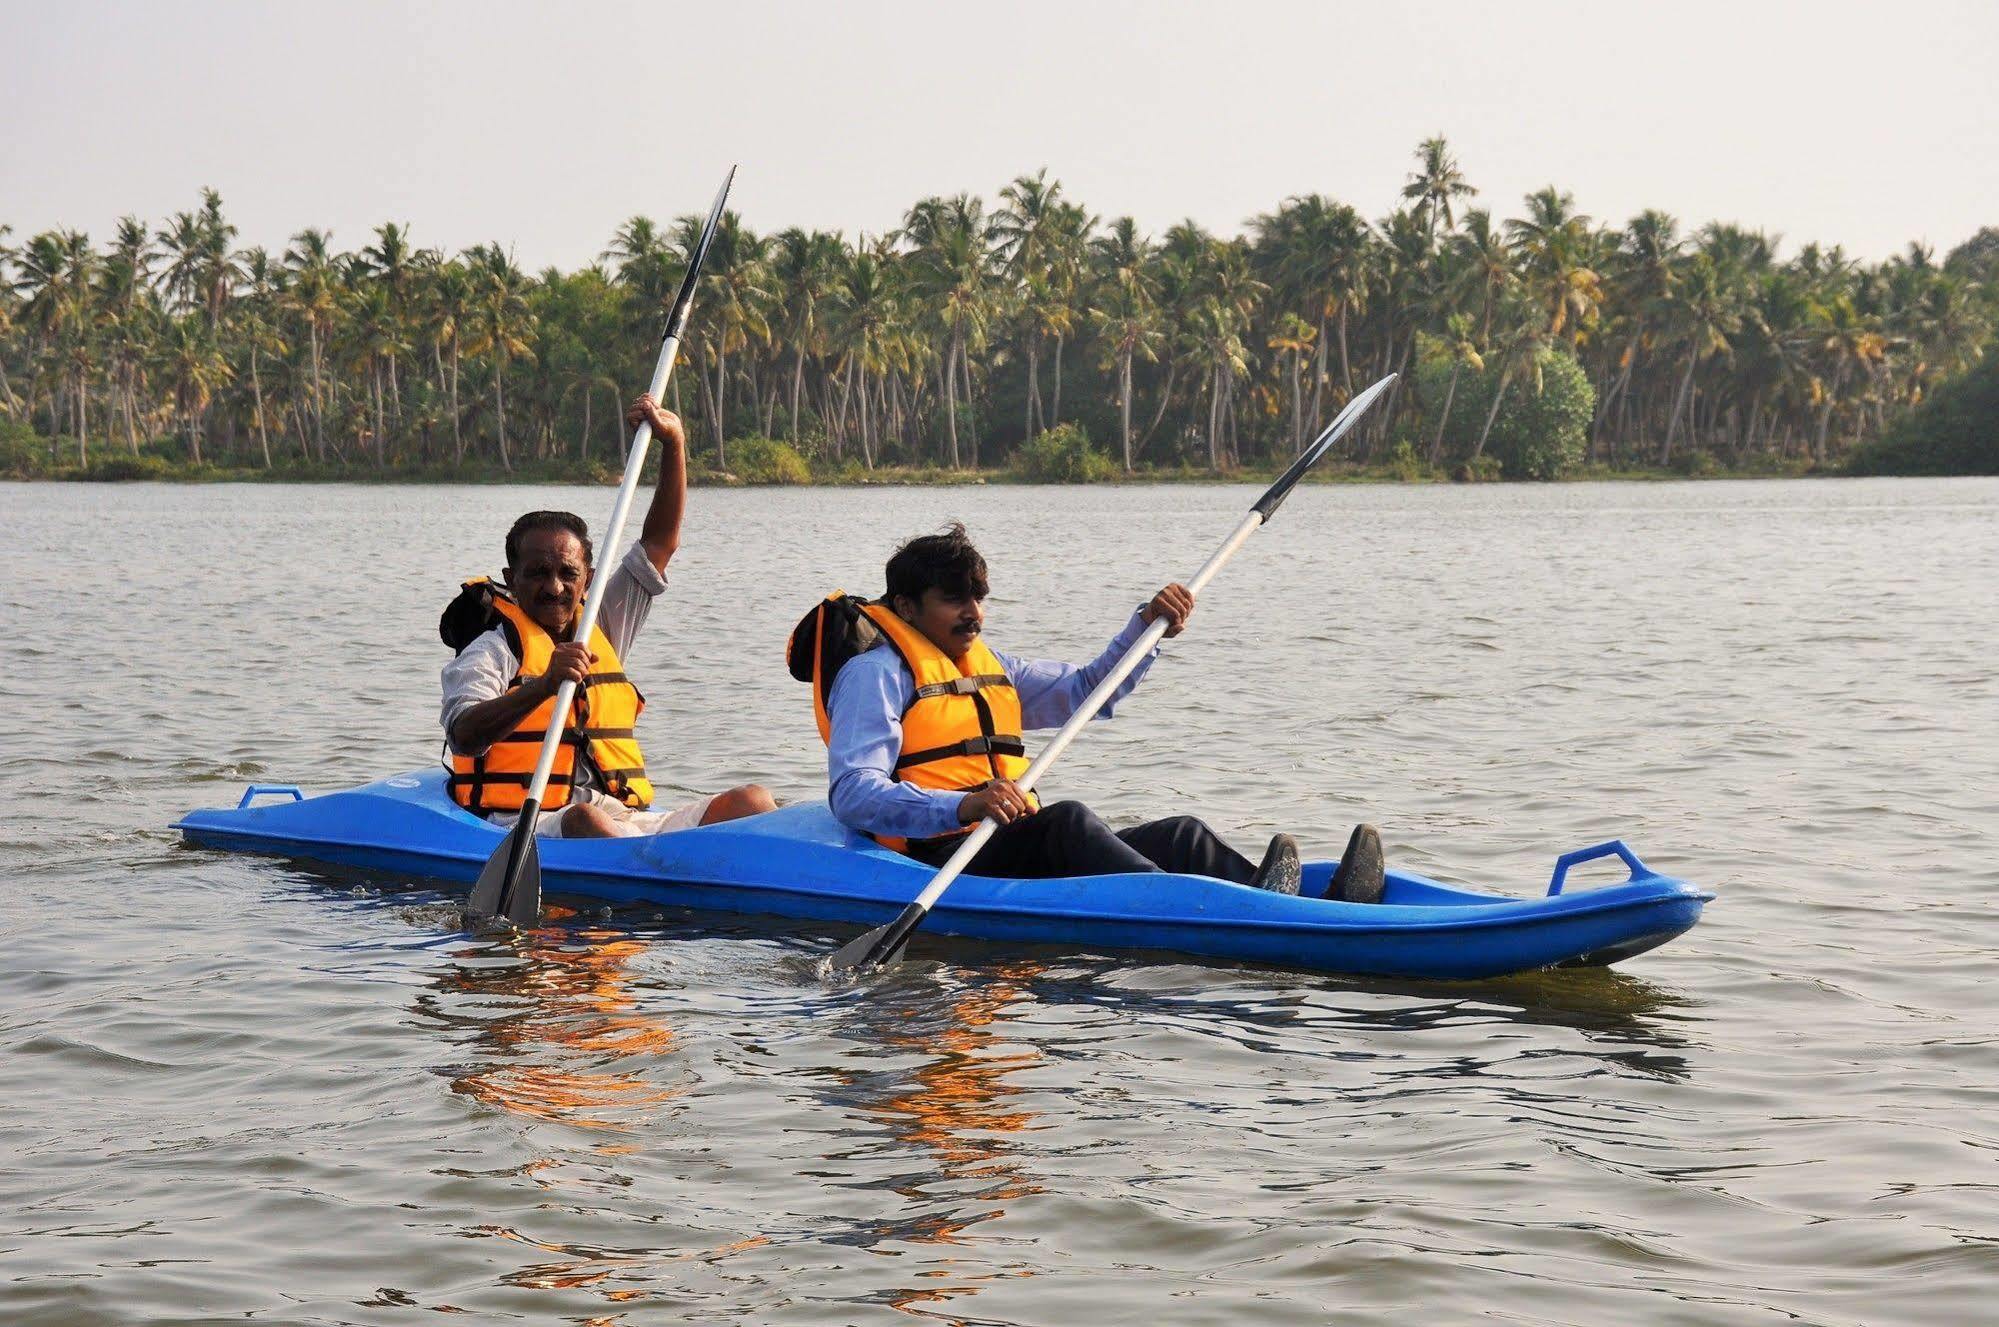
1250, 372, 1398, 520
465, 813, 542, 930
828, 900, 928, 972
662, 166, 737, 345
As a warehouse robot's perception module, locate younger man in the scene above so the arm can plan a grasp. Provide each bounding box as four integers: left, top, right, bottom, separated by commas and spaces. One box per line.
821, 524, 1385, 899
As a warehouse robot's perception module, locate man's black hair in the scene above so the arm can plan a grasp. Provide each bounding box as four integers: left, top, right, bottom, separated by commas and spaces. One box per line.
886, 522, 989, 607
505, 510, 594, 569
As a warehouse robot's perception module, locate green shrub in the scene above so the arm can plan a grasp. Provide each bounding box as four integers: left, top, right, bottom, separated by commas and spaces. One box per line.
725, 436, 811, 485
1847, 354, 1999, 475
1387, 439, 1425, 481
1011, 423, 1116, 482
1415, 343, 1595, 479
0, 419, 49, 476
1671, 448, 1720, 477
1453, 454, 1503, 482
83, 454, 173, 481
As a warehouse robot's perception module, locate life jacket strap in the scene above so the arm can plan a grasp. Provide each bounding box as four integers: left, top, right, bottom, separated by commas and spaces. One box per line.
446, 771, 577, 788
894, 734, 1027, 770
911, 673, 1011, 700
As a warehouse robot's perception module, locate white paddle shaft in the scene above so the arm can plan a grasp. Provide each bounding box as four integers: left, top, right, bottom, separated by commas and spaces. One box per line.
520, 335, 683, 803
905, 507, 1266, 913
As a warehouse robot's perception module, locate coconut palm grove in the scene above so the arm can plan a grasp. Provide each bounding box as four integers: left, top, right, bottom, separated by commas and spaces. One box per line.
4, 139, 1994, 482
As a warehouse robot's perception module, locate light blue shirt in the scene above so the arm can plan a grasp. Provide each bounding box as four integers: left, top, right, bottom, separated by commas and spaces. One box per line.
827, 610, 1160, 841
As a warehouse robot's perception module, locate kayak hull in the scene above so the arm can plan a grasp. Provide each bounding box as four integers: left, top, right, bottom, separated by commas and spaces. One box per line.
174, 771, 1712, 981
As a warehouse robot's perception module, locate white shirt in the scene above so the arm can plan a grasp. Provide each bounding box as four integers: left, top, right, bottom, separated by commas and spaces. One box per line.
439, 541, 666, 757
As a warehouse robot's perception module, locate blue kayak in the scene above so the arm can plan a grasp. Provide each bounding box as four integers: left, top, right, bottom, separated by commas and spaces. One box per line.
174, 770, 1710, 980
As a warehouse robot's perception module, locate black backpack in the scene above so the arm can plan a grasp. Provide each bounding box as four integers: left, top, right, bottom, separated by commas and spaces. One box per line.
787, 591, 885, 741
439, 577, 518, 655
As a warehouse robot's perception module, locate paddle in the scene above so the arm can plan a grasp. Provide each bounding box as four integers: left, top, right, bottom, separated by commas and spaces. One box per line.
828, 372, 1400, 972
464, 166, 737, 930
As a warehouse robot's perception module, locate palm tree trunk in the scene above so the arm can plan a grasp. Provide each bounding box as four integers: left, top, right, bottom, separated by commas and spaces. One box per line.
1336, 306, 1354, 397
1661, 349, 1699, 466
941, 337, 961, 468
1472, 361, 1516, 461
1310, 317, 1329, 431
308, 322, 326, 463
1140, 361, 1178, 451
1024, 344, 1039, 442
448, 338, 464, 463
1429, 360, 1462, 465
252, 349, 271, 468
1119, 351, 1134, 473
1051, 332, 1064, 426
371, 362, 386, 467
494, 351, 512, 472
790, 348, 806, 443
1289, 351, 1303, 454
1206, 367, 1222, 472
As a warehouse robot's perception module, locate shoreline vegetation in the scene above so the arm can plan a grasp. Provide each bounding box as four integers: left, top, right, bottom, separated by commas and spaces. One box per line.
6, 139, 1994, 486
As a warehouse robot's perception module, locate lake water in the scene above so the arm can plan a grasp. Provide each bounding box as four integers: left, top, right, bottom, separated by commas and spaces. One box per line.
3, 477, 1995, 1325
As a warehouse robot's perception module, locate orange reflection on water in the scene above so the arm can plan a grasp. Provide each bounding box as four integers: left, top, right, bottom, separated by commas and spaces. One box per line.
446, 930, 680, 1132
856, 963, 1047, 1318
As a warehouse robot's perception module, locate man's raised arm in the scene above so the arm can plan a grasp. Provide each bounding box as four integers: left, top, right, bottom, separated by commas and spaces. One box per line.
627, 394, 687, 573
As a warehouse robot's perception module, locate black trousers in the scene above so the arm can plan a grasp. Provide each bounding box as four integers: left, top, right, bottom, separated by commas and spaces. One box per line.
906, 799, 1258, 884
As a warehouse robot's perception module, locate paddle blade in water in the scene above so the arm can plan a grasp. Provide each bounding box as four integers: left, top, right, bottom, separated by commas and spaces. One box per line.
829, 899, 927, 972
465, 815, 542, 930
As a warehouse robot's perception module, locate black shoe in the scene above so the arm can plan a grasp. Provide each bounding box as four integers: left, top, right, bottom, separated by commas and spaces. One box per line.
1250, 833, 1301, 895
1332, 824, 1385, 904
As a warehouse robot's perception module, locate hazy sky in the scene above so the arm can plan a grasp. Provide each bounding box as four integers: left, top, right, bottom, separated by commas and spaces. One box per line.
6, 0, 1995, 267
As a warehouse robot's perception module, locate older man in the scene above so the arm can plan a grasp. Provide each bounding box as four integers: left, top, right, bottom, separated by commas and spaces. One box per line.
441, 395, 774, 838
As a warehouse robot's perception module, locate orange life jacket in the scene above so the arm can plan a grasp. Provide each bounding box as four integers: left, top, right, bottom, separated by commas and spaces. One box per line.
446, 580, 652, 814
791, 591, 1037, 852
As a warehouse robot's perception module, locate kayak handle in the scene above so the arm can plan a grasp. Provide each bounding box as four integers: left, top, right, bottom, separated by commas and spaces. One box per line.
1547, 840, 1650, 896
237, 784, 305, 809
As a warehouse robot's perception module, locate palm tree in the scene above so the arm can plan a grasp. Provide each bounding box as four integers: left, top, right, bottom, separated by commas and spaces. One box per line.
1659, 253, 1741, 464
361, 222, 425, 426
1256, 195, 1370, 424
904, 195, 997, 467
423, 260, 475, 462
234, 247, 289, 467
1427, 312, 1483, 464
283, 228, 338, 461
1471, 319, 1548, 462
769, 228, 844, 444
827, 243, 905, 467
1402, 136, 1476, 239
464, 244, 536, 471
1266, 312, 1316, 455
16, 230, 99, 460
677, 210, 769, 465
1090, 267, 1164, 471
1508, 187, 1601, 345
1808, 293, 1885, 464
156, 315, 232, 464
100, 216, 158, 453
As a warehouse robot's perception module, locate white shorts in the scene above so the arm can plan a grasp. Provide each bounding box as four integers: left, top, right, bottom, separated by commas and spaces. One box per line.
492, 787, 718, 839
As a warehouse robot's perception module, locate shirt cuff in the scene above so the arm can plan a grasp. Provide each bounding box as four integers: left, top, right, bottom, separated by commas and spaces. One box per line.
620, 542, 667, 596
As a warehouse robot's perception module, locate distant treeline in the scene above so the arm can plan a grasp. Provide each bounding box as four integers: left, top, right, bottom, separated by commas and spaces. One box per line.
4, 139, 1995, 482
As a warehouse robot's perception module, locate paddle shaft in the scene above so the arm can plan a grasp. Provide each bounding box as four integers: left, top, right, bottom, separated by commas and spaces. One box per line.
468, 167, 737, 927
904, 508, 1264, 915
513, 334, 684, 822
